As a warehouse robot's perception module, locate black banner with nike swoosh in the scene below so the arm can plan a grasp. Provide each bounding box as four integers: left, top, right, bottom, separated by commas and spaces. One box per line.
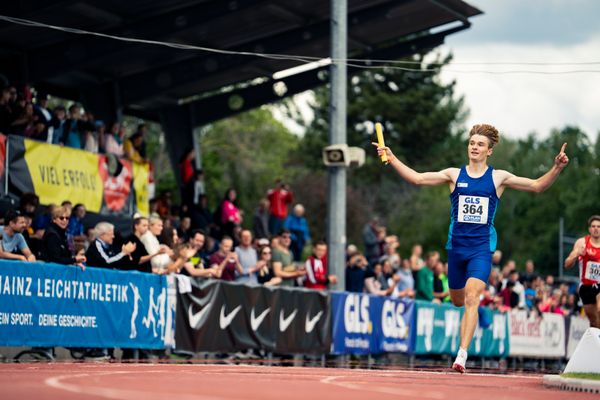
175, 278, 331, 354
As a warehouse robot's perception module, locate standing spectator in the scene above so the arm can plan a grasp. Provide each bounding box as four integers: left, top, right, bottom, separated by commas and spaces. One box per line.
33, 92, 53, 141
125, 217, 168, 273
235, 229, 259, 284
0, 210, 36, 262
284, 204, 310, 262
491, 250, 502, 270
391, 258, 415, 298
124, 132, 146, 163
256, 245, 282, 286
380, 235, 401, 270
414, 251, 436, 301
0, 87, 14, 133
178, 216, 192, 242
209, 236, 244, 281
49, 106, 66, 145
433, 261, 450, 303
346, 252, 368, 293
272, 229, 305, 286
179, 148, 195, 187
60, 104, 83, 149
41, 206, 85, 268
364, 262, 399, 296
177, 230, 217, 279
362, 217, 382, 264
183, 169, 205, 211
10, 102, 36, 137
502, 270, 525, 309
140, 217, 172, 274
220, 188, 242, 239
104, 122, 125, 157
267, 179, 293, 235
499, 281, 520, 309
67, 204, 87, 248
252, 198, 270, 240
85, 222, 135, 269
520, 259, 538, 285
190, 194, 213, 231
303, 241, 337, 290
410, 244, 425, 271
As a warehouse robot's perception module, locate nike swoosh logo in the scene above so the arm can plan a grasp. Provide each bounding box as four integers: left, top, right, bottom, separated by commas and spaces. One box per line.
219, 305, 242, 329
250, 307, 270, 331
305, 310, 323, 333
188, 303, 211, 328
279, 309, 298, 332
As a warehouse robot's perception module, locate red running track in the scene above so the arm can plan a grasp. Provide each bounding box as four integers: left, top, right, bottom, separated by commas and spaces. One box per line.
0, 363, 595, 400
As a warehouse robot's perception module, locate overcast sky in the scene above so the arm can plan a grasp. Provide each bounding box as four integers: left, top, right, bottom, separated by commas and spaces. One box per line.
439, 0, 600, 141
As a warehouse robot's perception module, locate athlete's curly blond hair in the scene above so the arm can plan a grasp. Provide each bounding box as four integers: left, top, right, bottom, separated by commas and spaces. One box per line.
469, 124, 500, 148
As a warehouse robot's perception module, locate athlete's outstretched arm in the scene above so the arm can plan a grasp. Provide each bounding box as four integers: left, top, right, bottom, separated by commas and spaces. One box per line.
372, 143, 456, 186
565, 237, 585, 269
497, 143, 569, 193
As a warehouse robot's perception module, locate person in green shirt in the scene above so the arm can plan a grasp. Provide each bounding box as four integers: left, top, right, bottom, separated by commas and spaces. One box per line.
272, 229, 305, 286
414, 251, 438, 301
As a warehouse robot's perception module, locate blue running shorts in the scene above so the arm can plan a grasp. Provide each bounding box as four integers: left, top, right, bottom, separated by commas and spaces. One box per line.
447, 248, 492, 290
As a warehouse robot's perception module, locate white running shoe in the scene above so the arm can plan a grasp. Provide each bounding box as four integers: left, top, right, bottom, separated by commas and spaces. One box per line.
452, 349, 467, 374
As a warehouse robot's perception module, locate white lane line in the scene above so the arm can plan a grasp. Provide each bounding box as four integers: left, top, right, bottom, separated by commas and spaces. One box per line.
320, 375, 445, 399
44, 370, 232, 400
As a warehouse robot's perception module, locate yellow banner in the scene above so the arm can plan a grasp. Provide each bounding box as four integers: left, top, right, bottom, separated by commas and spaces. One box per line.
24, 140, 103, 212
132, 161, 149, 216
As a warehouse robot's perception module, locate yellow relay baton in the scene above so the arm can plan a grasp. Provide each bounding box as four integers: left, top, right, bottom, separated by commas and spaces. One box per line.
375, 122, 388, 164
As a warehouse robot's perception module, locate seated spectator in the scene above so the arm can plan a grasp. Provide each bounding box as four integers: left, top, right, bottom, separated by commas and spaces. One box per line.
31, 204, 56, 238
41, 206, 85, 268
179, 230, 218, 278
345, 252, 368, 293
209, 236, 244, 281
0, 210, 36, 262
0, 87, 14, 134
235, 229, 260, 284
49, 105, 66, 145
85, 222, 135, 269
256, 245, 281, 286
303, 241, 337, 290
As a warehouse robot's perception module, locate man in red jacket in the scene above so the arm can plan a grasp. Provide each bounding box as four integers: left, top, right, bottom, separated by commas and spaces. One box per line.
267, 179, 293, 235
303, 241, 337, 290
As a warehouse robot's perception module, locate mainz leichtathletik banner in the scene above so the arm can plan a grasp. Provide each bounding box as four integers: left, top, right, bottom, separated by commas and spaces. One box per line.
0, 260, 172, 349
4, 134, 149, 216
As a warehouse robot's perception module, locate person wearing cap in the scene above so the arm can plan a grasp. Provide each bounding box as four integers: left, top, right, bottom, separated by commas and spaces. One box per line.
0, 210, 36, 262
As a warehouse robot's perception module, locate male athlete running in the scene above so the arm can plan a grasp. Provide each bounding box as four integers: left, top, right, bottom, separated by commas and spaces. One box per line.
373, 124, 569, 373
565, 215, 600, 328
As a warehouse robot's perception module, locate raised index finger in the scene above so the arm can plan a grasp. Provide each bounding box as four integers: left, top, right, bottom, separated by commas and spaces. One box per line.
560, 142, 567, 153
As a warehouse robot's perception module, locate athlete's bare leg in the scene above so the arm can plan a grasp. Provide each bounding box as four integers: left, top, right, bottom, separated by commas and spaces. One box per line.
583, 293, 600, 328
460, 278, 486, 349
450, 278, 486, 373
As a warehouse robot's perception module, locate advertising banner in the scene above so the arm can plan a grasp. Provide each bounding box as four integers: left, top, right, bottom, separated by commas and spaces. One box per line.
0, 259, 171, 349
412, 301, 509, 357
176, 279, 331, 354
566, 315, 590, 359
330, 292, 414, 355
508, 310, 565, 358
6, 136, 149, 216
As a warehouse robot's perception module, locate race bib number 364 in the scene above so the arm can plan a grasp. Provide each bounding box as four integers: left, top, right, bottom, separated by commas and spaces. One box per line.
584, 261, 600, 282
457, 195, 489, 225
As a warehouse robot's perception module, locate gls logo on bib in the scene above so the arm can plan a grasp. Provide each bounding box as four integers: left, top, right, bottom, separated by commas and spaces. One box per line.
458, 195, 489, 224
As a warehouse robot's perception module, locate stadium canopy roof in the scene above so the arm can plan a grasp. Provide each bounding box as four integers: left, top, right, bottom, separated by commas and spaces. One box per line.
0, 0, 481, 126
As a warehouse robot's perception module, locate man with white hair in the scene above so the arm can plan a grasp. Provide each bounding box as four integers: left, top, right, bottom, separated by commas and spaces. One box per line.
85, 222, 136, 269
283, 203, 311, 262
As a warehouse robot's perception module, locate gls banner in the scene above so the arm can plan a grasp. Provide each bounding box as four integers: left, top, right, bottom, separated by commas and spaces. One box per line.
175, 279, 330, 354
413, 301, 509, 357
0, 260, 171, 349
330, 292, 414, 355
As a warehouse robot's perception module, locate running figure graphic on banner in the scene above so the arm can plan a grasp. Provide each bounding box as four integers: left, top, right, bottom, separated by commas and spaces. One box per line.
373, 124, 569, 373
565, 215, 600, 328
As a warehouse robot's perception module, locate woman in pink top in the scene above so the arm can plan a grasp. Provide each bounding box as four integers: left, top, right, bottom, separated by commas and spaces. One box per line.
220, 188, 242, 238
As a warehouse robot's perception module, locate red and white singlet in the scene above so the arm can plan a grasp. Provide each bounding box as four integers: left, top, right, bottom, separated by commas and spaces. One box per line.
579, 235, 600, 286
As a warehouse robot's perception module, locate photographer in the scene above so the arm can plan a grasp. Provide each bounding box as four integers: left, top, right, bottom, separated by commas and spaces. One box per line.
209, 236, 244, 281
